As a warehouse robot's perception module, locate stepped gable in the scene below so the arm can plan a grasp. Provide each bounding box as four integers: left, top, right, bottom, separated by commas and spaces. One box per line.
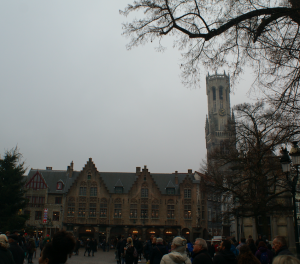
27, 169, 79, 193
99, 172, 137, 193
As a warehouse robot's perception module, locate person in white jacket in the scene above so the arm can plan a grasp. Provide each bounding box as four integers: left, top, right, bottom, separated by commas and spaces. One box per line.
160, 237, 192, 264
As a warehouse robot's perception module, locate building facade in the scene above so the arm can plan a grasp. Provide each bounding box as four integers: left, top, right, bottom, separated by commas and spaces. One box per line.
24, 160, 208, 242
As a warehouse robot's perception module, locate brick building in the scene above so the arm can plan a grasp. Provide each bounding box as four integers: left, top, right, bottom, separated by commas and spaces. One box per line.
24, 159, 207, 242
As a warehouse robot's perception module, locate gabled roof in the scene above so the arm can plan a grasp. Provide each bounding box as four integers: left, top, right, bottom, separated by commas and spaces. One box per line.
114, 179, 124, 187
26, 169, 80, 194
166, 180, 175, 188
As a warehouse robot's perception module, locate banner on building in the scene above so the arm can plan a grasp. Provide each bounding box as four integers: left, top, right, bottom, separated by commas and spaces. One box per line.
43, 208, 48, 223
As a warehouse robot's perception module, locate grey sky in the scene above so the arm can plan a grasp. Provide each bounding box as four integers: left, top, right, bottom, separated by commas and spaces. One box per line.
0, 1, 253, 174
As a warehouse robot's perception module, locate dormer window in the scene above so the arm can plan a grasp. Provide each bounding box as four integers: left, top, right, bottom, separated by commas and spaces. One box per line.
56, 181, 63, 190
115, 187, 123, 194
166, 188, 175, 195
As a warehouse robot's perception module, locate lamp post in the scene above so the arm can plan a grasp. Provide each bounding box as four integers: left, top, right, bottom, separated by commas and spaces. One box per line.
280, 143, 300, 257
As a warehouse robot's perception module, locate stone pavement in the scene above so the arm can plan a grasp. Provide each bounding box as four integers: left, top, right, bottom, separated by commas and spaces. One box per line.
31, 248, 147, 264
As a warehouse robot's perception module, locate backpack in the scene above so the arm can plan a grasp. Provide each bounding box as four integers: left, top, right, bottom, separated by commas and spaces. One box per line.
133, 247, 138, 258
260, 251, 269, 264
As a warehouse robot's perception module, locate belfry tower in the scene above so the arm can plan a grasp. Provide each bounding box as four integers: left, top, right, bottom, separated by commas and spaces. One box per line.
205, 71, 235, 157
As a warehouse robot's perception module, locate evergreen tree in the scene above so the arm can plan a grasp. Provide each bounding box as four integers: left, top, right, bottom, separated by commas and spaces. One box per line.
0, 147, 28, 232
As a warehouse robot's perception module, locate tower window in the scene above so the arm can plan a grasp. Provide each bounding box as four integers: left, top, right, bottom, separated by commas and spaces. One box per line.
212, 87, 216, 100
219, 87, 223, 100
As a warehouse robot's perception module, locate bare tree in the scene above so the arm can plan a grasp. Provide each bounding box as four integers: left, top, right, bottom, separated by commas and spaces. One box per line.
201, 101, 300, 238
120, 1, 300, 108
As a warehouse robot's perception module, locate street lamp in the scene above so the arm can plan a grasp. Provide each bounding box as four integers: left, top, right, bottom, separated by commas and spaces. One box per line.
280, 143, 300, 257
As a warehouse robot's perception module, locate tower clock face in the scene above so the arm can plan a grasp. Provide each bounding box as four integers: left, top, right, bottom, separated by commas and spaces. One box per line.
219, 108, 226, 116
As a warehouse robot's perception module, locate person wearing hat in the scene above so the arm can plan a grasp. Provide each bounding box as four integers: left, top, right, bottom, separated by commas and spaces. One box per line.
8, 234, 25, 264
150, 237, 167, 264
160, 237, 191, 264
0, 234, 15, 264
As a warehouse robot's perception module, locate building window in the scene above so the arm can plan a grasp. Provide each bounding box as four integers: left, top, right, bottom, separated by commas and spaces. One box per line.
212, 87, 216, 100
141, 188, 148, 198
184, 205, 192, 219
87, 174, 91, 180
89, 203, 96, 218
100, 199, 107, 218
130, 204, 137, 218
141, 204, 148, 219
219, 87, 223, 100
90, 187, 97, 197
213, 101, 216, 112
167, 205, 175, 219
55, 197, 62, 204
57, 182, 63, 190
79, 187, 87, 196
115, 187, 123, 194
166, 188, 175, 195
53, 212, 60, 221
78, 203, 86, 217
208, 208, 211, 221
207, 194, 212, 200
151, 204, 159, 218
184, 189, 191, 198
35, 211, 42, 220
67, 203, 75, 217
202, 206, 205, 219
114, 203, 122, 218
212, 210, 216, 221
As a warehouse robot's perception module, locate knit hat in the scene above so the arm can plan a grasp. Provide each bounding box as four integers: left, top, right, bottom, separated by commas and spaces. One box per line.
0, 235, 9, 249
172, 237, 187, 247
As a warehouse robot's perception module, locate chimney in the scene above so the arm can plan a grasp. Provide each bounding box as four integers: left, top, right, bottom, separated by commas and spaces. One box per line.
188, 169, 192, 174
46, 167, 52, 170
175, 171, 178, 185
67, 161, 74, 178
142, 165, 148, 172
136, 167, 141, 173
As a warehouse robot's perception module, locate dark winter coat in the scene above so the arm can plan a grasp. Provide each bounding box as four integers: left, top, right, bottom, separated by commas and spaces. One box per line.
255, 247, 273, 264
133, 239, 143, 254
213, 250, 237, 264
274, 246, 293, 257
125, 244, 135, 264
8, 242, 24, 264
0, 247, 15, 264
150, 244, 168, 264
192, 249, 213, 264
144, 239, 152, 259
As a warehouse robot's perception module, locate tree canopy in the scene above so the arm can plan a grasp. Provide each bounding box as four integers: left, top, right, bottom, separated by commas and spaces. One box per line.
120, 0, 300, 108
0, 148, 28, 232
201, 101, 299, 237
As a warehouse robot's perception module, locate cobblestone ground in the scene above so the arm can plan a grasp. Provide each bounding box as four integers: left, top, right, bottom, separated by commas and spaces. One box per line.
31, 248, 147, 264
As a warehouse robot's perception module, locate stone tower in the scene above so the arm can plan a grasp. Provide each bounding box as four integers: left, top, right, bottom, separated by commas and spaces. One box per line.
205, 71, 235, 157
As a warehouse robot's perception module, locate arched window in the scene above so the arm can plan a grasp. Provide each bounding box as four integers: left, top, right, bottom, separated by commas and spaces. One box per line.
57, 181, 64, 190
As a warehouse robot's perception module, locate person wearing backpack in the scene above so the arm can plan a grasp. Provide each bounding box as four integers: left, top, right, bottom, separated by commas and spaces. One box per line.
255, 241, 273, 264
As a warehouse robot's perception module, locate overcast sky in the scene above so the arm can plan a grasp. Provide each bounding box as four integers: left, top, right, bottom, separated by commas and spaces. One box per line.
0, 1, 254, 174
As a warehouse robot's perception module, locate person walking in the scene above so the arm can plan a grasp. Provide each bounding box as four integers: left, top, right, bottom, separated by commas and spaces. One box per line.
213, 239, 237, 264
144, 235, 154, 262
150, 238, 167, 264
91, 238, 97, 256
8, 234, 25, 264
160, 237, 191, 264
125, 237, 135, 264
247, 239, 257, 256
0, 234, 15, 264
272, 236, 293, 257
27, 234, 36, 264
255, 241, 273, 264
237, 245, 260, 264
84, 238, 91, 257
191, 238, 212, 264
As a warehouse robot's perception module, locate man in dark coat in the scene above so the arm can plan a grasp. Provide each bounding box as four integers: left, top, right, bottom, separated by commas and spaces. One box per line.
192, 238, 213, 264
133, 235, 142, 264
272, 236, 293, 257
150, 238, 168, 264
8, 234, 25, 264
74, 237, 80, 255
144, 235, 154, 261
213, 240, 237, 264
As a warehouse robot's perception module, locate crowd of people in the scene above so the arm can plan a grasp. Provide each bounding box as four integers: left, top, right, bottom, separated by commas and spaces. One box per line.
1, 230, 299, 264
